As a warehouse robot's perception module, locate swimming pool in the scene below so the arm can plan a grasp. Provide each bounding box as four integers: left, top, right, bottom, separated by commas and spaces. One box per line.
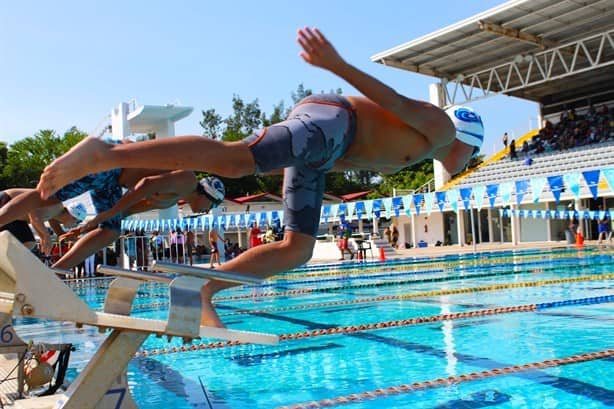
16, 247, 613, 408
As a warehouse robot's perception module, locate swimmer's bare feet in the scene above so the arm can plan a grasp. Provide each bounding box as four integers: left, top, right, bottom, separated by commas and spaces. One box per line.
38, 137, 111, 199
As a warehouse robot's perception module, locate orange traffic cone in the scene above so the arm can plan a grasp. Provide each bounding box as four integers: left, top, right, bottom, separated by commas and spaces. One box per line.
379, 247, 386, 262
575, 231, 584, 248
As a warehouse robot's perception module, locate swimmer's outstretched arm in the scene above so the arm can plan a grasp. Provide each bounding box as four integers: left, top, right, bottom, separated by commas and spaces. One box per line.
297, 27, 453, 146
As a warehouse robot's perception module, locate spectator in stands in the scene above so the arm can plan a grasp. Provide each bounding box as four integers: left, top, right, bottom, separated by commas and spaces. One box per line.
509, 139, 517, 159
521, 140, 530, 157
502, 132, 508, 149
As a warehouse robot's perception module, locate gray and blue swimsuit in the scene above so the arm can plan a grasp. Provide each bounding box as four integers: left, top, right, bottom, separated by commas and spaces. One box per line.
243, 94, 356, 236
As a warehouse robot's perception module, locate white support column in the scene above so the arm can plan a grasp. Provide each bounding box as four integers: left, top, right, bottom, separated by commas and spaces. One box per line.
372, 217, 379, 238
411, 213, 417, 247
457, 210, 465, 247
575, 199, 584, 238
111, 103, 130, 139
545, 202, 552, 241
237, 226, 243, 248
476, 209, 483, 243
499, 210, 504, 243
511, 205, 519, 246
153, 120, 178, 221
487, 208, 494, 243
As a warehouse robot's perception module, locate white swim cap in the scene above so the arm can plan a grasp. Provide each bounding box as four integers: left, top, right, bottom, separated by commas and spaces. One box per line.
198, 176, 225, 208
67, 203, 87, 222
445, 106, 484, 156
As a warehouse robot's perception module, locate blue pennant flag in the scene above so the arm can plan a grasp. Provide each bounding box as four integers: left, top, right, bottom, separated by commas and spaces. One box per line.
413, 194, 423, 215
603, 168, 614, 191
322, 205, 331, 222
401, 195, 412, 216
499, 182, 513, 206
392, 197, 402, 217
582, 170, 601, 200
424, 192, 434, 215
547, 175, 564, 203
435, 191, 446, 212
472, 185, 486, 210
563, 173, 581, 200
338, 204, 347, 220
515, 180, 529, 204
355, 201, 365, 219
447, 189, 459, 212
346, 202, 356, 221
530, 177, 547, 203
459, 187, 472, 211
372, 200, 382, 218
486, 184, 499, 209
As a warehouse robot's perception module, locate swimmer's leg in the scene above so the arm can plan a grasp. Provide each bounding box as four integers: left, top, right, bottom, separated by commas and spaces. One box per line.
199, 230, 316, 327
53, 227, 119, 270
39, 136, 256, 199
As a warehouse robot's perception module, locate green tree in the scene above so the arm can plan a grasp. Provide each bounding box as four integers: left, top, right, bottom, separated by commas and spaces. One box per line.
376, 160, 435, 197
223, 95, 262, 141
1, 127, 87, 188
290, 83, 313, 105
199, 109, 223, 139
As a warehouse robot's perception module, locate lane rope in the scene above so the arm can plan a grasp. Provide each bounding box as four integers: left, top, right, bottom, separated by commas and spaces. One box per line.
133, 294, 613, 357
276, 349, 614, 409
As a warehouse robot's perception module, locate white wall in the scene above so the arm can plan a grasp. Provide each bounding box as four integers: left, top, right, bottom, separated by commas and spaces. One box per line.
413, 212, 444, 246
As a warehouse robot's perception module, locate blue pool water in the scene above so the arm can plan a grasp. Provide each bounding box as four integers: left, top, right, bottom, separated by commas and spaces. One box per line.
15, 247, 614, 408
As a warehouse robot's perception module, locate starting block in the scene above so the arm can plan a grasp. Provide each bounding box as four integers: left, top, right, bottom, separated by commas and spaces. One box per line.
0, 231, 278, 408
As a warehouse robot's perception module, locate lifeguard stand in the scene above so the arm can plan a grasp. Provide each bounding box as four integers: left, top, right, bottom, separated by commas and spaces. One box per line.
110, 101, 193, 220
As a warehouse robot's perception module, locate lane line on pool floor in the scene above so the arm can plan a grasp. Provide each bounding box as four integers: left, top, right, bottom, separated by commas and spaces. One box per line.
212, 273, 614, 315
133, 294, 613, 357
276, 349, 614, 409
127, 272, 614, 313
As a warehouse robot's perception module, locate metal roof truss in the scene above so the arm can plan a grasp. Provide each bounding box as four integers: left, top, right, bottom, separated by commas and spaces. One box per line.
444, 29, 614, 106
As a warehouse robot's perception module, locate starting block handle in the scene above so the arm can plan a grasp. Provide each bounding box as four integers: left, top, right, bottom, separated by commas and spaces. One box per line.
98, 265, 172, 284
153, 261, 262, 285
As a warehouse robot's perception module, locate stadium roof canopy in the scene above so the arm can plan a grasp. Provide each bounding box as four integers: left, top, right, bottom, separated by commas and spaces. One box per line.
371, 0, 614, 114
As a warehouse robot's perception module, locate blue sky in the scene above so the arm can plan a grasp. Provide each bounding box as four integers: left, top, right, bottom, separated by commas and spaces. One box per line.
0, 0, 538, 156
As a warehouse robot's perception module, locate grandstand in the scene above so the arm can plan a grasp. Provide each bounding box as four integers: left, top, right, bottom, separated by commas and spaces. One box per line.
371, 0, 614, 248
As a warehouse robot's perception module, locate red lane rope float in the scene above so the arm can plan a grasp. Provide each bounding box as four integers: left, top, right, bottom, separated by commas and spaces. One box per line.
132, 293, 612, 358
277, 349, 614, 409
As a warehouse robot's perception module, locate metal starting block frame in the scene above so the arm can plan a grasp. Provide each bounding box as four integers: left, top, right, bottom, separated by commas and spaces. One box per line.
0, 231, 277, 409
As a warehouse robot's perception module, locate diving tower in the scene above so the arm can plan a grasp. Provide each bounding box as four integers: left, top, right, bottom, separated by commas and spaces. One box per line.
110, 100, 194, 220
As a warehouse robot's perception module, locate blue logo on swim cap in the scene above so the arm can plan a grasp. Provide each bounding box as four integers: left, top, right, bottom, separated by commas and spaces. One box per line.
455, 107, 482, 125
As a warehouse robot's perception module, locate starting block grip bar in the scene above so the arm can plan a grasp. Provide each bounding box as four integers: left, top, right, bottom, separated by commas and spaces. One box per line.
98, 265, 172, 283
153, 262, 262, 285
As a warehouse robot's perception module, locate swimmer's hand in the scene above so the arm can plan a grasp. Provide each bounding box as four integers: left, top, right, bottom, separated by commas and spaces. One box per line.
297, 27, 345, 73
60, 228, 81, 242
80, 211, 111, 233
